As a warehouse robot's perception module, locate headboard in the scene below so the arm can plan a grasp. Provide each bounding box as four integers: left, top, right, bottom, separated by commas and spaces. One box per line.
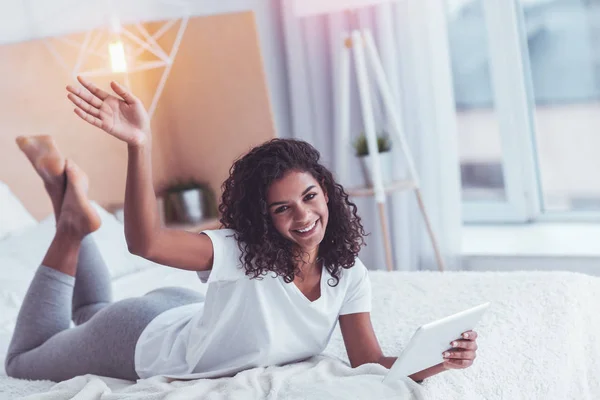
0, 11, 276, 220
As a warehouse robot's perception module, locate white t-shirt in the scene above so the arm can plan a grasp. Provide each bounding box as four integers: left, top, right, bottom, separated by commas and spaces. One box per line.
134, 229, 372, 380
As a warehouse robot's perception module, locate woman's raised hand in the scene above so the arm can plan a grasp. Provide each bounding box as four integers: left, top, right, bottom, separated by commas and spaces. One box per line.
66, 76, 150, 146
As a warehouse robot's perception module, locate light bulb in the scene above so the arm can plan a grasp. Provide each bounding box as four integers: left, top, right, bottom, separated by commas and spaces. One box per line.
109, 40, 127, 73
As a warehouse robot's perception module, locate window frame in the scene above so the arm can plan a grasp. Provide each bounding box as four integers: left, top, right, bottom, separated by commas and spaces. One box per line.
460, 0, 542, 223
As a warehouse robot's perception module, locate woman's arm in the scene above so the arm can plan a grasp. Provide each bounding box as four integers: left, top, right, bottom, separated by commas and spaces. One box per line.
124, 142, 215, 270
123, 136, 159, 254
66, 76, 214, 271
338, 312, 435, 383
338, 313, 478, 383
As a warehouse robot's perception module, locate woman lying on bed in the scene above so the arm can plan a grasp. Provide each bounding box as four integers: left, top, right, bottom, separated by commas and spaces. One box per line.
5, 76, 478, 384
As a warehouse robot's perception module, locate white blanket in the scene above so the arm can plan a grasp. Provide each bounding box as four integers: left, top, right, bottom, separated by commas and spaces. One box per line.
2, 267, 600, 399
14, 357, 422, 400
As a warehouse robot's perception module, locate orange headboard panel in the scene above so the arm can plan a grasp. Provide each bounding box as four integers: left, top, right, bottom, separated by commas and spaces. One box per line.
0, 11, 275, 220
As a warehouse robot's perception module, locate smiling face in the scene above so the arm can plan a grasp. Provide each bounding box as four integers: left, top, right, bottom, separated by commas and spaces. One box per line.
266, 170, 329, 256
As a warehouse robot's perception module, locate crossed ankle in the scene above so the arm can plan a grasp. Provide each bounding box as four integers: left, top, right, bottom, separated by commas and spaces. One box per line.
56, 219, 91, 240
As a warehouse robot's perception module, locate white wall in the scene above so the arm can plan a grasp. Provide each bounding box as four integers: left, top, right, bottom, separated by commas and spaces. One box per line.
0, 0, 291, 137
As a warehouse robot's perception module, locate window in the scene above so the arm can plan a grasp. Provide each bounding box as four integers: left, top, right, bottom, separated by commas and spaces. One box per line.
446, 0, 600, 223
447, 0, 507, 203
521, 0, 600, 214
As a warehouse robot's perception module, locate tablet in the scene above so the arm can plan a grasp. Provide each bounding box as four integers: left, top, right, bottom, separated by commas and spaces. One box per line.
383, 302, 490, 382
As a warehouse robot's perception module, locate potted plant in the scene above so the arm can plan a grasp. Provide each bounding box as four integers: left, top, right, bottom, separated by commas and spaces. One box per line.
159, 179, 218, 225
353, 132, 393, 187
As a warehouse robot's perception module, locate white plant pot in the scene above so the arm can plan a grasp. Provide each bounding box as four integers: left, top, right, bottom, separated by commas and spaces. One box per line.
359, 152, 394, 187
165, 188, 206, 224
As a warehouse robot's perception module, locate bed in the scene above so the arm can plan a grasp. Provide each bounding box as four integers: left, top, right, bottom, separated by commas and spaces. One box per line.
1, 187, 599, 399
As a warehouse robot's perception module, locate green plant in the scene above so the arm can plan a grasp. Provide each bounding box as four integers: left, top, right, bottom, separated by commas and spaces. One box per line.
353, 132, 392, 157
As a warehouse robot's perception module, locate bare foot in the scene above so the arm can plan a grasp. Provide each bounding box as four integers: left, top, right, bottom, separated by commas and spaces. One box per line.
57, 160, 101, 238
16, 135, 66, 219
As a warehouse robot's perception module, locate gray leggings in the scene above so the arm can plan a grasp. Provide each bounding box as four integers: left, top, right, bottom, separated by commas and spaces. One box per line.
4, 236, 204, 382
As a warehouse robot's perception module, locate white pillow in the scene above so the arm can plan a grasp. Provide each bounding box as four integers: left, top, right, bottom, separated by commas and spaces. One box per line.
0, 182, 37, 240
0, 202, 160, 280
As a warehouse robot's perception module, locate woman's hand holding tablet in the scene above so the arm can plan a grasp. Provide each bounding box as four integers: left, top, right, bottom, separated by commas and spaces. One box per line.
383, 302, 490, 383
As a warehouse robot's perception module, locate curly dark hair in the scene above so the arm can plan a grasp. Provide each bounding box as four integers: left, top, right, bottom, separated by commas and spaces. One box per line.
218, 138, 367, 286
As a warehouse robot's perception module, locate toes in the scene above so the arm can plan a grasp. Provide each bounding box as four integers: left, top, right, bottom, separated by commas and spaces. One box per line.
60, 160, 100, 235
66, 159, 80, 176
15, 136, 31, 150
65, 160, 77, 187
65, 160, 89, 193
65, 159, 73, 175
